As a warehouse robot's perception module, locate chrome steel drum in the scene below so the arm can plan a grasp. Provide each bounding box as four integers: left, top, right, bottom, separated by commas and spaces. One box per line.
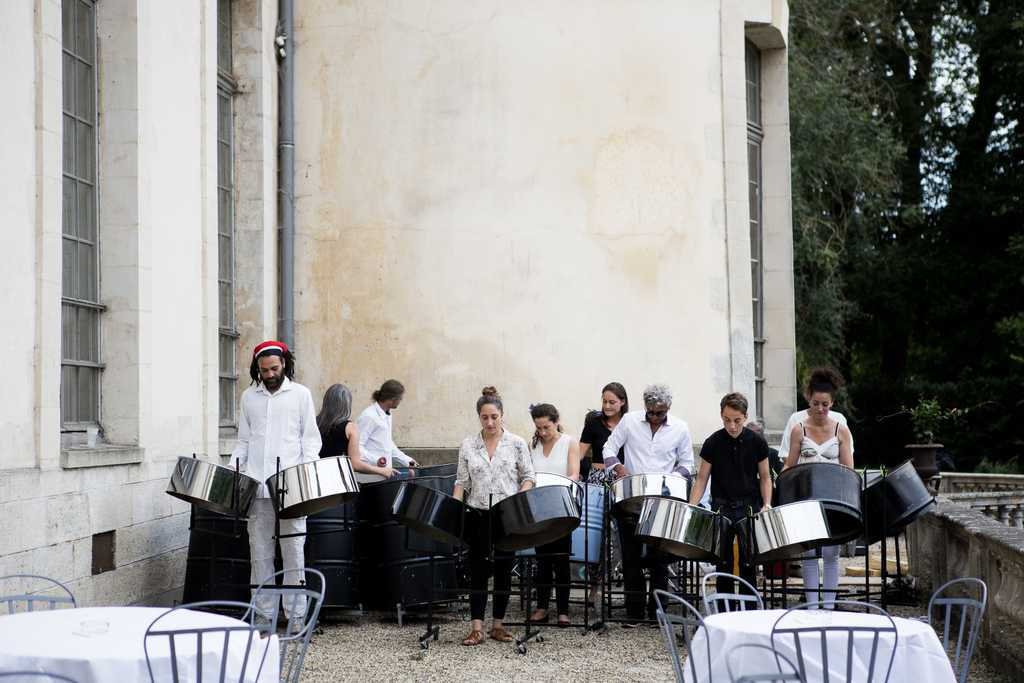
389, 481, 482, 548
634, 497, 728, 563
493, 483, 582, 552
167, 456, 259, 517
610, 472, 692, 521
266, 456, 360, 519
534, 472, 584, 506
777, 462, 864, 544
735, 500, 832, 563
862, 460, 936, 544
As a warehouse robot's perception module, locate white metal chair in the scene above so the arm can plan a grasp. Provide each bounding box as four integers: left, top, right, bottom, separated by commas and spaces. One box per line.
770, 600, 898, 683
144, 600, 272, 683
726, 643, 805, 683
702, 572, 764, 615
250, 568, 325, 683
922, 578, 987, 683
653, 589, 711, 683
0, 574, 77, 613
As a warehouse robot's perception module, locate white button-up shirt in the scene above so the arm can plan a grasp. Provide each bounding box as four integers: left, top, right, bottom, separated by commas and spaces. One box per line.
231, 377, 322, 497
602, 410, 694, 476
355, 402, 413, 468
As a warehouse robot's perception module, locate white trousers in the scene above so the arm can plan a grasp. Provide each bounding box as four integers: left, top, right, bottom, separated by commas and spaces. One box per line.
248, 497, 307, 619
802, 544, 840, 605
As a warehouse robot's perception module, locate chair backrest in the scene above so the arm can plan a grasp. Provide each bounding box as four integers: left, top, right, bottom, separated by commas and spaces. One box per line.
250, 568, 326, 683
653, 589, 711, 683
144, 600, 272, 683
0, 674, 80, 683
702, 572, 764, 615
726, 643, 805, 683
770, 601, 898, 683
926, 578, 987, 683
0, 574, 77, 614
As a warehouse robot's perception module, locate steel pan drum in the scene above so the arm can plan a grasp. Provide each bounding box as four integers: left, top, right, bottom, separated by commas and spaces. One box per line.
777, 462, 864, 544
167, 456, 259, 517
634, 497, 728, 563
735, 500, 832, 563
493, 483, 582, 552
862, 460, 936, 544
266, 456, 360, 519
610, 472, 692, 521
390, 481, 482, 548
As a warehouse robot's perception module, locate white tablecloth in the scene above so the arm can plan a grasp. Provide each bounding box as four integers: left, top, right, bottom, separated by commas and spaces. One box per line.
0, 606, 279, 683
683, 608, 955, 683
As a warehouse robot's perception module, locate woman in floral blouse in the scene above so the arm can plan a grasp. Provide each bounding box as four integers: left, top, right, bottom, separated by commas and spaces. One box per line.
453, 387, 537, 646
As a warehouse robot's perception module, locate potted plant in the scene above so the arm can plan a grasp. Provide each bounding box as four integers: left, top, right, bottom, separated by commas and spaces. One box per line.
900, 395, 962, 494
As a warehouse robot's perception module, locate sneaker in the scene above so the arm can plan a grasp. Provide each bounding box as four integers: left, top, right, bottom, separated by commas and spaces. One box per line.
290, 621, 303, 636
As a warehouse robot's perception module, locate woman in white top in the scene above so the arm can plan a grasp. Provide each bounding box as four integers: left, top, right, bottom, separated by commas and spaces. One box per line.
528, 403, 580, 626
453, 387, 536, 646
784, 367, 854, 607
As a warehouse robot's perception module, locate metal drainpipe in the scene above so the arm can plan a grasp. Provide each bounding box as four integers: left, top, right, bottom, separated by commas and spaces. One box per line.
279, 0, 295, 349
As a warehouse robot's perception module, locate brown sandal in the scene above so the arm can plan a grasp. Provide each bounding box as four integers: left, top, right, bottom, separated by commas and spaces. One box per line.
461, 629, 486, 646
489, 626, 514, 643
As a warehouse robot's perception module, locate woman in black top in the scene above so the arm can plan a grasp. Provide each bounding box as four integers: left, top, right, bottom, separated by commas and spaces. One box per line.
578, 382, 628, 607
317, 383, 395, 477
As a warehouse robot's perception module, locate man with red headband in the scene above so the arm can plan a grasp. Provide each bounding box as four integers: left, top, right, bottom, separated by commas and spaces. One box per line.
230, 340, 321, 630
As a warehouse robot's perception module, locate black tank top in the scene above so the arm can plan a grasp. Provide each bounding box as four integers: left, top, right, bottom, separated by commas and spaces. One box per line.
319, 420, 352, 457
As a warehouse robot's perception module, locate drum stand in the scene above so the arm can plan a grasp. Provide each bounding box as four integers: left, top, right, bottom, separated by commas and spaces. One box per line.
416, 505, 473, 650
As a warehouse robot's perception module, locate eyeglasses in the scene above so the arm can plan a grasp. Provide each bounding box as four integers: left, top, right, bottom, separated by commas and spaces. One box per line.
645, 410, 668, 418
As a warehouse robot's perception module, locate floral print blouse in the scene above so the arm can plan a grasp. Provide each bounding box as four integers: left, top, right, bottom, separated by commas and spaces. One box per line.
455, 430, 537, 510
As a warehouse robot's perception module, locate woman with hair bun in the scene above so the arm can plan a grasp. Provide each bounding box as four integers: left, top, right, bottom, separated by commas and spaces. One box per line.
453, 387, 536, 646
528, 403, 580, 626
784, 367, 854, 607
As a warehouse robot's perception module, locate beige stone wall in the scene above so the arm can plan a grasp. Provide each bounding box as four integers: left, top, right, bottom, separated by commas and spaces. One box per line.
291, 0, 795, 447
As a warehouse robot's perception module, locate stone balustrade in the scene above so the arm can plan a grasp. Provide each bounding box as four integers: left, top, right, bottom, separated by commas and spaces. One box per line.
944, 491, 1024, 528
938, 472, 1024, 493
908, 498, 1024, 679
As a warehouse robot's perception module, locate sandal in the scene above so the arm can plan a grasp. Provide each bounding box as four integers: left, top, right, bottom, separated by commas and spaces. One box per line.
461, 628, 486, 646
489, 626, 514, 643
530, 613, 549, 623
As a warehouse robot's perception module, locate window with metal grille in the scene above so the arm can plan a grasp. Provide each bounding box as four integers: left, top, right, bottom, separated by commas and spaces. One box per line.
745, 40, 765, 420
218, 0, 239, 425
61, 0, 103, 428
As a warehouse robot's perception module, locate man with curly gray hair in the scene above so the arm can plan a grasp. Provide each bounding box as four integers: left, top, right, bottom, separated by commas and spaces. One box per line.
602, 382, 694, 626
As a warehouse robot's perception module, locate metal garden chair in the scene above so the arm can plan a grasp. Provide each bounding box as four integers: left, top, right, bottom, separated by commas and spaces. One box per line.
770, 600, 898, 683
144, 600, 272, 683
250, 568, 325, 683
921, 577, 987, 683
0, 574, 77, 613
653, 589, 712, 683
702, 572, 764, 615
726, 643, 805, 683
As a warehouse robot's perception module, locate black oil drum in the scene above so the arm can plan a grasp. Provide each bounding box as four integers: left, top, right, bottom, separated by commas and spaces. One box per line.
182, 506, 252, 604
304, 495, 365, 610
360, 474, 462, 610
777, 462, 865, 544
862, 460, 936, 544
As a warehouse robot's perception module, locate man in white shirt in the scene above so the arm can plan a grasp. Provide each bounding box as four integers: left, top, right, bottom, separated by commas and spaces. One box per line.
231, 341, 321, 626
355, 379, 419, 473
602, 383, 694, 626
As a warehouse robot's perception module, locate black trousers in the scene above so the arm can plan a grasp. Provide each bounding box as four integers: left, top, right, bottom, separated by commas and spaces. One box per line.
467, 510, 515, 622
618, 519, 670, 620
534, 534, 572, 616
714, 501, 758, 596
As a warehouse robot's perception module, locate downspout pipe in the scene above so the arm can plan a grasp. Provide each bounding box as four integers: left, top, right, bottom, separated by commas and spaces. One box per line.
278, 0, 295, 349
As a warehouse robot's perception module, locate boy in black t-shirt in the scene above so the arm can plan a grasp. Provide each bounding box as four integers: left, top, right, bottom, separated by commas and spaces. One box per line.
689, 393, 772, 596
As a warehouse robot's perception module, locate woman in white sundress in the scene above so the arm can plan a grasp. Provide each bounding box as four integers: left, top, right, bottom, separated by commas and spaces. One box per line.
784, 367, 854, 607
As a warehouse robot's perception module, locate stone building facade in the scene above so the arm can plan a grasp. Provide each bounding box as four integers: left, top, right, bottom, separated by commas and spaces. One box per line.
2, 0, 794, 605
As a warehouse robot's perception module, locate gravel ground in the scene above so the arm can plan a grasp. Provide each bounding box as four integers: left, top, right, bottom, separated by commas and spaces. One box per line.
298, 541, 1002, 683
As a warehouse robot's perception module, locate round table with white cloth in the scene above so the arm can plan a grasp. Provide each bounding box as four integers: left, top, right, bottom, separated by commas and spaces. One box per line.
682, 608, 955, 683
0, 605, 279, 683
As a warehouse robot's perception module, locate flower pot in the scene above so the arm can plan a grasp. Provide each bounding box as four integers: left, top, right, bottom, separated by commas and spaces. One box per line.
906, 444, 942, 495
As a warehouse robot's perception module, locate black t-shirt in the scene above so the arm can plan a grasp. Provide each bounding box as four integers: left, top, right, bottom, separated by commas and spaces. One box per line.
700, 427, 769, 503
580, 417, 624, 466
319, 420, 352, 458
